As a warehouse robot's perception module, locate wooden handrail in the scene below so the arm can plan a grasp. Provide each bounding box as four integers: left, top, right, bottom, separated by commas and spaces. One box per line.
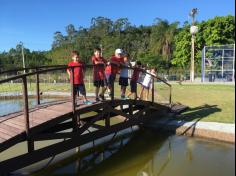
0, 64, 172, 105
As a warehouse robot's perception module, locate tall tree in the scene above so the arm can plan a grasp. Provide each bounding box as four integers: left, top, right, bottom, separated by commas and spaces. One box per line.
149, 18, 179, 71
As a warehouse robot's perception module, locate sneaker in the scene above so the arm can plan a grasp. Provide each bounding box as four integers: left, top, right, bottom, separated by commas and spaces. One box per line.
121, 95, 126, 100
99, 94, 105, 101
83, 100, 93, 105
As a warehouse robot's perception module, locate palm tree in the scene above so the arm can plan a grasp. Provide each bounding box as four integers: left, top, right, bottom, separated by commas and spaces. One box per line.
150, 18, 179, 73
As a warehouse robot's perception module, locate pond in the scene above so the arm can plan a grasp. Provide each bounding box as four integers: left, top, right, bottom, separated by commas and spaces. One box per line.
0, 98, 57, 116
30, 129, 235, 176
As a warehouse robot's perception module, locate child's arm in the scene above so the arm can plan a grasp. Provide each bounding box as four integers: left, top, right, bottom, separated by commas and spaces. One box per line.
67, 64, 71, 77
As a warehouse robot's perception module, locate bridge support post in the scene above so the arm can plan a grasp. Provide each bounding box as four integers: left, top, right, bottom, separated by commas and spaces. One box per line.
36, 68, 40, 105
22, 76, 34, 152
129, 102, 133, 115
169, 85, 172, 106
71, 67, 78, 131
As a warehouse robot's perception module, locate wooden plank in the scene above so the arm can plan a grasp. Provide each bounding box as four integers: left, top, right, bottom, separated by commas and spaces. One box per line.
0, 127, 16, 137
0, 137, 5, 143
0, 123, 23, 134
2, 121, 25, 131
0, 131, 12, 140
46, 102, 72, 112
6, 118, 26, 128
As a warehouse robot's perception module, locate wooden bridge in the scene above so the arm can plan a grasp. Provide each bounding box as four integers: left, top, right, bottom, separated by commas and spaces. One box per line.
0, 65, 172, 174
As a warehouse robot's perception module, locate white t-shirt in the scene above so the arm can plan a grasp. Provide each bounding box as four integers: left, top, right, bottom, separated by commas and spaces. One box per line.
142, 70, 156, 88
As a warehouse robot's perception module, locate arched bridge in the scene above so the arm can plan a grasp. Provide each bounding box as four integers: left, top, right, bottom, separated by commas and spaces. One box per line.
0, 65, 172, 174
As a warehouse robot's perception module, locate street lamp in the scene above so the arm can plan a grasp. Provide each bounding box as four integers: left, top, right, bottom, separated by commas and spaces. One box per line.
19, 41, 26, 73
189, 8, 198, 82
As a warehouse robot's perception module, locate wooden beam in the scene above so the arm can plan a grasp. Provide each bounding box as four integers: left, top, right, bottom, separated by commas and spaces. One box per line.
0, 116, 145, 174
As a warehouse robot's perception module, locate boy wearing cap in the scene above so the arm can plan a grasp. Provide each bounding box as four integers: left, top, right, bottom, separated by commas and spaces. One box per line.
91, 47, 107, 101
105, 49, 123, 98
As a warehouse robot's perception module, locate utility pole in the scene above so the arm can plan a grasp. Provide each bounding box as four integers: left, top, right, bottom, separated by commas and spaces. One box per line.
19, 41, 26, 73
100, 44, 103, 57
189, 8, 198, 82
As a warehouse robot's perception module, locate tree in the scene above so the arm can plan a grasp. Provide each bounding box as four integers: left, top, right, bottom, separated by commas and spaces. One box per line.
149, 18, 178, 71
52, 31, 65, 49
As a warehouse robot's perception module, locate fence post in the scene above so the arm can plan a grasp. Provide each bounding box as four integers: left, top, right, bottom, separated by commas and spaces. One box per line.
22, 76, 34, 152
36, 68, 40, 105
70, 67, 78, 131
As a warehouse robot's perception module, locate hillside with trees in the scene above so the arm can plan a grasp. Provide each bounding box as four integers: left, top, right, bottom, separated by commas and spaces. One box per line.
0, 15, 234, 76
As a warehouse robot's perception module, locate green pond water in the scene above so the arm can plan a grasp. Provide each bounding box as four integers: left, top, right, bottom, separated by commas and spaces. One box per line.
29, 129, 235, 176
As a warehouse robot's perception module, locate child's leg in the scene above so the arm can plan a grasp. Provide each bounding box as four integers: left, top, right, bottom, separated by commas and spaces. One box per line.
139, 87, 144, 100
121, 86, 126, 97
79, 84, 88, 102
127, 91, 132, 98
146, 88, 150, 101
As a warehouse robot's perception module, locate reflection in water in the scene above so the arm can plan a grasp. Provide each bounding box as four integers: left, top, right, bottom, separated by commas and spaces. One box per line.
31, 129, 235, 176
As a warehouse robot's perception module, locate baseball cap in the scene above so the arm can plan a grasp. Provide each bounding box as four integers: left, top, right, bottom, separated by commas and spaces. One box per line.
115, 48, 123, 54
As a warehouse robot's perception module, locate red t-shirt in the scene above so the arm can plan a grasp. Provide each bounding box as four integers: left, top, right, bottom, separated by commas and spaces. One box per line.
67, 61, 85, 84
105, 56, 122, 75
131, 67, 141, 81
92, 55, 106, 80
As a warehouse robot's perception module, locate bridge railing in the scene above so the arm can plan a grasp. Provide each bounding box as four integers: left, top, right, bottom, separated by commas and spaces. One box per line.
0, 64, 172, 116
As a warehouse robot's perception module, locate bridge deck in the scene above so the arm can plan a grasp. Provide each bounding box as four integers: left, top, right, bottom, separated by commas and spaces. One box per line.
0, 97, 103, 145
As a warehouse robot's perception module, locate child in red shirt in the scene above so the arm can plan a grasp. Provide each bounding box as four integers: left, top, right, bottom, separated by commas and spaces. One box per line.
127, 61, 142, 100
67, 51, 92, 105
105, 48, 123, 98
91, 47, 107, 101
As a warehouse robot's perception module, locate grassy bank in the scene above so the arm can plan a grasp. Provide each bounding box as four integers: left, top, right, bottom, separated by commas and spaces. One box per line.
171, 84, 235, 123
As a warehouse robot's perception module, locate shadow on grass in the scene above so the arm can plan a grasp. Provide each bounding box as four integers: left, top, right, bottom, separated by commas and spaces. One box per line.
178, 104, 221, 122
148, 104, 222, 137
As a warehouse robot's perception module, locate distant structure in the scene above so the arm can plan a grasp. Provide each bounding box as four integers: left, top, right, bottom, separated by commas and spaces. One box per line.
201, 44, 235, 82
189, 8, 198, 82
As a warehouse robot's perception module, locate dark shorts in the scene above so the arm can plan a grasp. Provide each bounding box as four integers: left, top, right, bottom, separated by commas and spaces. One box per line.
74, 84, 86, 96
93, 80, 105, 87
130, 80, 137, 93
119, 77, 128, 86
105, 74, 116, 86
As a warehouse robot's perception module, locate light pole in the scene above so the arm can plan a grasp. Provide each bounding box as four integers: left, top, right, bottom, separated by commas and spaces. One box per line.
19, 41, 26, 73
99, 44, 103, 57
189, 8, 198, 82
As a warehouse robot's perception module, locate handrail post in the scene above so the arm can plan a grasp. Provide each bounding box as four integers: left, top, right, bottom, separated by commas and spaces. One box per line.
169, 85, 172, 106
36, 68, 40, 105
71, 67, 78, 131
22, 76, 34, 152
152, 77, 155, 104
111, 81, 114, 102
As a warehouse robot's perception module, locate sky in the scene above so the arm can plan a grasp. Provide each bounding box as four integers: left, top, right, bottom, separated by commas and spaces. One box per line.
0, 0, 235, 52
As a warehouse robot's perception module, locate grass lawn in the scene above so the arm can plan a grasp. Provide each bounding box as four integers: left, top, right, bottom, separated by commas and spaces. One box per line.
170, 84, 235, 123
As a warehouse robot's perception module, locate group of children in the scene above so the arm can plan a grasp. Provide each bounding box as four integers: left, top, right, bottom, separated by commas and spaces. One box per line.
67, 48, 156, 105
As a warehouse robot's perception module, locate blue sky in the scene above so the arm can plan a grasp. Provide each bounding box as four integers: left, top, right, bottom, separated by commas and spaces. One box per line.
0, 0, 235, 52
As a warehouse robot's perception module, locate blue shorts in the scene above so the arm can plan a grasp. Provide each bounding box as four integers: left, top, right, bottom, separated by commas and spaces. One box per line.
105, 74, 116, 86
74, 84, 86, 96
119, 77, 129, 86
